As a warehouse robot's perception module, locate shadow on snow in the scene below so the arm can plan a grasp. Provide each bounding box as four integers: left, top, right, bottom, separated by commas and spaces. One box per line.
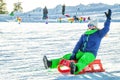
54, 72, 120, 80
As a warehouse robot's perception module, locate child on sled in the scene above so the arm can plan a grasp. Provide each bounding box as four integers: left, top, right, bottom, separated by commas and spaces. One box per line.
43, 9, 112, 75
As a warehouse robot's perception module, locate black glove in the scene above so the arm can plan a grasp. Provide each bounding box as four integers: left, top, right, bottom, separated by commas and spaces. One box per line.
70, 53, 76, 60
104, 9, 112, 20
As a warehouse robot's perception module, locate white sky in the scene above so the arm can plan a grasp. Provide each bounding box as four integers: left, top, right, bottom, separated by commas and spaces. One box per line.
5, 0, 120, 12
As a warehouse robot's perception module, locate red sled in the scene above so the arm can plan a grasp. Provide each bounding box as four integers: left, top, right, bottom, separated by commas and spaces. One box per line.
57, 59, 105, 74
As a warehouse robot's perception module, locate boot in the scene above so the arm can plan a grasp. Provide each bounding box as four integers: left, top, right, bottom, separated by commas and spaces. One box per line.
43, 55, 52, 69
70, 62, 76, 74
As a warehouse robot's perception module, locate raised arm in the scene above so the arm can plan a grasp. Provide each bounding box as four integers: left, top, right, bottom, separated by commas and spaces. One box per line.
99, 9, 112, 38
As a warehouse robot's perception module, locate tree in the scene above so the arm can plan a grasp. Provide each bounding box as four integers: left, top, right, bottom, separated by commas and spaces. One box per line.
13, 2, 23, 12
0, 0, 8, 14
9, 11, 14, 16
42, 6, 48, 19
62, 4, 65, 15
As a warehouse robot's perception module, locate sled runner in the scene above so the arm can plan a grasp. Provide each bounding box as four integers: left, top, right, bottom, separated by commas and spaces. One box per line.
58, 59, 105, 74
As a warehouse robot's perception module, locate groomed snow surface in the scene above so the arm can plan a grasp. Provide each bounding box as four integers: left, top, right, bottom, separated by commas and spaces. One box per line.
0, 22, 120, 80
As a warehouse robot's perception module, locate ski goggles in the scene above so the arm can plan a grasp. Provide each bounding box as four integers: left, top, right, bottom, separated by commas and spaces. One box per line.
88, 24, 94, 27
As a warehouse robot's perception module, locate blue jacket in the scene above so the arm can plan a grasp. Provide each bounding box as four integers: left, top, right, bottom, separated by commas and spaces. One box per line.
72, 19, 111, 57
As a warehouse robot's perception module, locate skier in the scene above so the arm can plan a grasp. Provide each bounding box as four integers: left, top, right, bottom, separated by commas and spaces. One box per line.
43, 9, 112, 74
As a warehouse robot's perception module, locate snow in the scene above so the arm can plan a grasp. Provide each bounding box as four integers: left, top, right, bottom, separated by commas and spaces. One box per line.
0, 22, 120, 80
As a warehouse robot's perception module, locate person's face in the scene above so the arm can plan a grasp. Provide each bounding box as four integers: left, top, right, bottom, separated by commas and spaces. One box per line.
88, 24, 96, 29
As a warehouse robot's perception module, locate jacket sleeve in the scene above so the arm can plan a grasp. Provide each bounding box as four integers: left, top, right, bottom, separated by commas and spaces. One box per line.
99, 19, 111, 38
72, 35, 83, 54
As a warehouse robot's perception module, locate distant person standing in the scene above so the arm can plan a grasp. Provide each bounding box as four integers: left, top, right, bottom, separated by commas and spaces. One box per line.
43, 9, 112, 74
16, 16, 22, 24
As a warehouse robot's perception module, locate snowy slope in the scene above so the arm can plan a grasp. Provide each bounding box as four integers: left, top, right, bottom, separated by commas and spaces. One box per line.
0, 22, 120, 80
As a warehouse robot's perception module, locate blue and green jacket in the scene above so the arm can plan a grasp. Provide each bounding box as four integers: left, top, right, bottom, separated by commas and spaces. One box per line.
72, 19, 111, 57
